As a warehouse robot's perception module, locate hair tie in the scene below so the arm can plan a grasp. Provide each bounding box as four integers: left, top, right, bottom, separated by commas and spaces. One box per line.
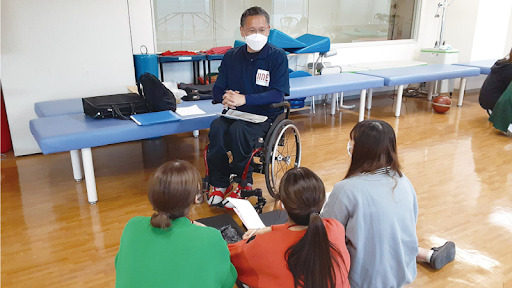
156, 210, 171, 218
310, 210, 320, 215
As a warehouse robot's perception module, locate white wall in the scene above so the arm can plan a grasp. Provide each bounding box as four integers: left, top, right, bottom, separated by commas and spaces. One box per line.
128, 0, 157, 54
2, 0, 136, 156
471, 0, 512, 61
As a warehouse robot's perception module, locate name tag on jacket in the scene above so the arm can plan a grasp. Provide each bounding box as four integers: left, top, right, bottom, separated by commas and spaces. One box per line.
255, 69, 270, 87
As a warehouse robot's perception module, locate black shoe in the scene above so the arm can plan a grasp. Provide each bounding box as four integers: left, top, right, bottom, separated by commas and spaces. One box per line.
430, 241, 456, 270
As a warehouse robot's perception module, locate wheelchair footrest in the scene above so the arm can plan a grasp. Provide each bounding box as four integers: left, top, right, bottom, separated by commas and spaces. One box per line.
241, 188, 266, 214
240, 188, 262, 198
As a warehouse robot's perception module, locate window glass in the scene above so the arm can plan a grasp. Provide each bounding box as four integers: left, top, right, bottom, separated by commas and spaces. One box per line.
153, 0, 417, 52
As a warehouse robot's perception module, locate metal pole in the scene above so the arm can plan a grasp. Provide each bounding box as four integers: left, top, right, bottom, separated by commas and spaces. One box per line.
436, 0, 448, 48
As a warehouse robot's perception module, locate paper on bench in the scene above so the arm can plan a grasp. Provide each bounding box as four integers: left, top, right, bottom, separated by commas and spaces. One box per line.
225, 197, 266, 230
176, 105, 206, 116
218, 109, 268, 123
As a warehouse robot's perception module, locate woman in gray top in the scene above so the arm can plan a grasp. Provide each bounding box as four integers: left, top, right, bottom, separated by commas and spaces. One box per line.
321, 120, 455, 288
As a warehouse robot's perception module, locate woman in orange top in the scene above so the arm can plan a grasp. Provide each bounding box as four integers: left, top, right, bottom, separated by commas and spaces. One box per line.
228, 167, 350, 288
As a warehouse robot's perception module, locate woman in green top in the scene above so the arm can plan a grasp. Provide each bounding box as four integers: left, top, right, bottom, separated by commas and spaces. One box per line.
115, 160, 237, 288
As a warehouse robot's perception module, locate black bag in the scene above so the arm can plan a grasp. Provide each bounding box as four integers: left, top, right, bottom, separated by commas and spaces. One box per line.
82, 93, 149, 120
137, 73, 177, 111
179, 83, 214, 101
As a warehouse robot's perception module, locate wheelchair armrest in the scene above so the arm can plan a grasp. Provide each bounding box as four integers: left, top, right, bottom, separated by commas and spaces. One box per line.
270, 101, 291, 119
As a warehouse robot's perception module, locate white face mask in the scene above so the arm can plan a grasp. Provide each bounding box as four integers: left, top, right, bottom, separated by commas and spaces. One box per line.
245, 33, 268, 52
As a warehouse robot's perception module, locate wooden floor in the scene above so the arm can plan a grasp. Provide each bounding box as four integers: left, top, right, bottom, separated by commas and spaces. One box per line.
2, 91, 512, 287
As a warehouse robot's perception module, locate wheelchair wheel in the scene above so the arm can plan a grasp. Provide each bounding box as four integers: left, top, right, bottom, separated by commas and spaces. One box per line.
264, 119, 301, 198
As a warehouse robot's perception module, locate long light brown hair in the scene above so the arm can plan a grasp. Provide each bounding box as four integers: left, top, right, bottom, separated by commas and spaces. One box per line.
498, 48, 512, 64
148, 160, 201, 228
345, 120, 402, 179
278, 167, 346, 288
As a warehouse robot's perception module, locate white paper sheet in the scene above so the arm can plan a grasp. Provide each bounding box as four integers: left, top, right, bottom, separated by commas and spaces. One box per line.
225, 197, 266, 230
176, 105, 206, 116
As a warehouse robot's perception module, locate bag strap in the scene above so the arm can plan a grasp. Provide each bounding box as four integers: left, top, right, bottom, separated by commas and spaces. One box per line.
137, 79, 144, 97
112, 105, 131, 120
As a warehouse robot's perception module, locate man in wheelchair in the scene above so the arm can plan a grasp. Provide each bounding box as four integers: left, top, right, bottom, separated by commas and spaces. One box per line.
206, 6, 290, 208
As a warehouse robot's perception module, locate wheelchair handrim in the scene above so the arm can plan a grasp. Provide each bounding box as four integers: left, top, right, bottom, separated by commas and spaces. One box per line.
270, 123, 301, 191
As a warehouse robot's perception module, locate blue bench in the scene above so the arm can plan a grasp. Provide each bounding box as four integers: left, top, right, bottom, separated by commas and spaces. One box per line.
288, 73, 384, 120
30, 99, 221, 204
452, 59, 497, 75
30, 73, 385, 204
355, 64, 481, 116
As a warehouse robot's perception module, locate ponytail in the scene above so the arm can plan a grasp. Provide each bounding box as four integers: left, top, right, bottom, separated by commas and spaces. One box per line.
150, 211, 171, 229
285, 213, 344, 288
279, 167, 347, 288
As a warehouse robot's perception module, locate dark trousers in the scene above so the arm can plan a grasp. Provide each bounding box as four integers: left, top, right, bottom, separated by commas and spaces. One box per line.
207, 117, 271, 188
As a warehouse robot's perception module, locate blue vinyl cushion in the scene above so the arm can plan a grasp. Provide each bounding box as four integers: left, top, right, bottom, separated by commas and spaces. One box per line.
356, 64, 481, 86
35, 98, 83, 117
30, 100, 222, 154
268, 29, 306, 49
452, 60, 497, 75
287, 34, 330, 54
288, 73, 384, 99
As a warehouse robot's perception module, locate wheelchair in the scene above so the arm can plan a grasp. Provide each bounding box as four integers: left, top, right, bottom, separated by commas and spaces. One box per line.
202, 101, 301, 213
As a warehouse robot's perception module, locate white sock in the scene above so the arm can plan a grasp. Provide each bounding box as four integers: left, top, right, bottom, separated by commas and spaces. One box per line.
426, 249, 434, 263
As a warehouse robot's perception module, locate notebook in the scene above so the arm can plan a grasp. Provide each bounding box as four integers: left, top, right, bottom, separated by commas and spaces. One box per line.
218, 109, 268, 123
130, 110, 182, 126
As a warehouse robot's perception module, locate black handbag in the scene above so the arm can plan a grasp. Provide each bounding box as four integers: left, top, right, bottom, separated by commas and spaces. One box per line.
82, 93, 150, 120
137, 73, 177, 111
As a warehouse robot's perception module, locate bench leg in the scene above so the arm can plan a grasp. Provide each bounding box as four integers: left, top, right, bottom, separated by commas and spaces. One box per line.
70, 150, 83, 182
366, 89, 373, 110
458, 77, 467, 107
193, 130, 199, 138
311, 96, 316, 113
81, 148, 98, 204
336, 92, 340, 111
359, 89, 367, 122
330, 93, 336, 115
395, 85, 404, 117
427, 81, 435, 101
